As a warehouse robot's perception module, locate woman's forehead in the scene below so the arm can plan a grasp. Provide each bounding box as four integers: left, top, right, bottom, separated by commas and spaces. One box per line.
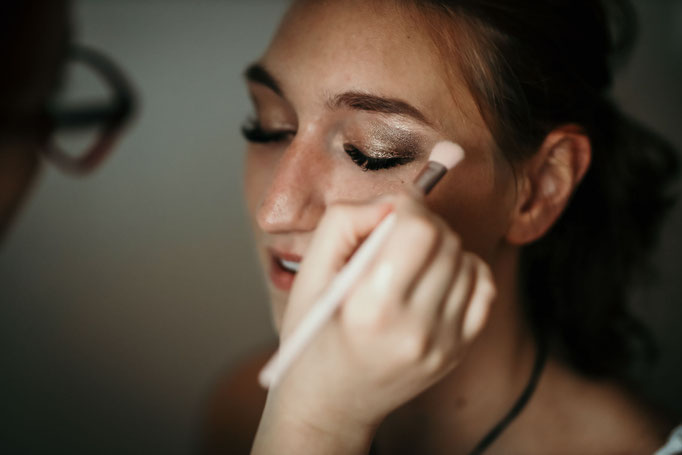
266, 1, 437, 86
260, 0, 482, 137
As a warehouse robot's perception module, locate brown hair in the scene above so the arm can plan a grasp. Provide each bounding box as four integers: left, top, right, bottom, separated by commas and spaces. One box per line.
400, 0, 679, 377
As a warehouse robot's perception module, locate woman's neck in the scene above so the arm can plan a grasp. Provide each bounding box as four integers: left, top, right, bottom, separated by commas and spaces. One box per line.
374, 245, 540, 454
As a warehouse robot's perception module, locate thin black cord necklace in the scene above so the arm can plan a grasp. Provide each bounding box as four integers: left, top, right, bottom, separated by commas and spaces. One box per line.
369, 338, 548, 455
468, 338, 548, 455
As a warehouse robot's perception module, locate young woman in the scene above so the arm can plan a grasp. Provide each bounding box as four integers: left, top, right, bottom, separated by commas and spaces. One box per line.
205, 0, 681, 453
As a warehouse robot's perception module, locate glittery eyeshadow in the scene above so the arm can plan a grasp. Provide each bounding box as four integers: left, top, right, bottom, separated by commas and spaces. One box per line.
365, 124, 423, 159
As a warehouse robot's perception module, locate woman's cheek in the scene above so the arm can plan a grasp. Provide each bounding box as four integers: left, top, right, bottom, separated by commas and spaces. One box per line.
243, 148, 278, 220
427, 158, 514, 262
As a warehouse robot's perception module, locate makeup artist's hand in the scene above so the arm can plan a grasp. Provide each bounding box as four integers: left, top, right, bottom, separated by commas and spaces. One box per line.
252, 192, 496, 454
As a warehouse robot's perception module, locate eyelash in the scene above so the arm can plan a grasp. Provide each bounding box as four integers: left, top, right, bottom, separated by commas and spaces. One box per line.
343, 144, 412, 171
241, 120, 293, 143
241, 119, 411, 172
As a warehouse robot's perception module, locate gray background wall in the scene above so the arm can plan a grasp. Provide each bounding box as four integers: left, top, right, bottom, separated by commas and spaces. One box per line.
0, 1, 680, 454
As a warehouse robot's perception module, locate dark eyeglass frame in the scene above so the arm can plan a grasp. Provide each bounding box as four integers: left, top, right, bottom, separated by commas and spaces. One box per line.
43, 44, 136, 175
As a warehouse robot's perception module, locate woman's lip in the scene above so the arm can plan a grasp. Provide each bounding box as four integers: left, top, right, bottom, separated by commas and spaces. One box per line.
269, 254, 297, 291
267, 248, 302, 291
267, 247, 302, 263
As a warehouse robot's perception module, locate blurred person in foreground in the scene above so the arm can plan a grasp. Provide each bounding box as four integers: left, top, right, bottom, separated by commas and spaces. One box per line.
0, 0, 134, 242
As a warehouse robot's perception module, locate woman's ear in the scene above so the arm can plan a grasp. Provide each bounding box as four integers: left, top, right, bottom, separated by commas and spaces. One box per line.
505, 125, 591, 245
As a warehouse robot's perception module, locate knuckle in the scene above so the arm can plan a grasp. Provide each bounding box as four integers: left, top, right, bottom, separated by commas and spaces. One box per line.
462, 250, 474, 262
462, 252, 477, 272
473, 253, 488, 271
374, 293, 399, 316
424, 349, 446, 374
442, 231, 461, 255
450, 231, 462, 250
403, 215, 439, 243
395, 189, 417, 203
481, 276, 497, 302
376, 193, 400, 206
345, 296, 394, 333
399, 331, 431, 363
394, 189, 424, 212
473, 258, 496, 300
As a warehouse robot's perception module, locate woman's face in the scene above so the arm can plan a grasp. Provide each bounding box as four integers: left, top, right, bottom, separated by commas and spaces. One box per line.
243, 0, 517, 329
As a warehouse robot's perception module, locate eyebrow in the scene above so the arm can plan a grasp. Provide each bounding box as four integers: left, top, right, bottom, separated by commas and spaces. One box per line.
329, 92, 431, 126
245, 63, 283, 97
244, 63, 432, 126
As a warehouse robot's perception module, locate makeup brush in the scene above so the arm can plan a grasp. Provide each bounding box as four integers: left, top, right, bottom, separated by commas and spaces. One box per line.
259, 141, 465, 388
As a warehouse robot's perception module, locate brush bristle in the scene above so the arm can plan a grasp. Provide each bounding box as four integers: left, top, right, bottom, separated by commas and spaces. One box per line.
429, 141, 465, 170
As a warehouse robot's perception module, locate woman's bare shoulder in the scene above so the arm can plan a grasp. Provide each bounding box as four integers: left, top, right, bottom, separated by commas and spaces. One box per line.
200, 346, 275, 455
521, 358, 677, 454
576, 383, 673, 453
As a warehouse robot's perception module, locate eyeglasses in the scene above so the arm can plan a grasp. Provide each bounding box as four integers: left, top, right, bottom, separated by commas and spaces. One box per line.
43, 44, 137, 175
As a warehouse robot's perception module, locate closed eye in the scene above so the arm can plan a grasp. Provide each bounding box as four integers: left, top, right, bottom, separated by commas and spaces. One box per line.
242, 119, 415, 172
343, 144, 413, 171
241, 119, 293, 143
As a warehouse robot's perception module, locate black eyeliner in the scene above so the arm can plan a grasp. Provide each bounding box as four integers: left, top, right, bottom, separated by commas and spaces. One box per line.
343, 144, 414, 171
241, 119, 292, 143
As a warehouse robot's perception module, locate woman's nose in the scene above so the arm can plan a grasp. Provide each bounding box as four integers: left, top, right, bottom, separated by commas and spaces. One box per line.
256, 140, 328, 234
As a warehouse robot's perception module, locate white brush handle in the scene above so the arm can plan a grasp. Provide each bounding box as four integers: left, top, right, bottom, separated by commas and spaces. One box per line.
259, 212, 397, 388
